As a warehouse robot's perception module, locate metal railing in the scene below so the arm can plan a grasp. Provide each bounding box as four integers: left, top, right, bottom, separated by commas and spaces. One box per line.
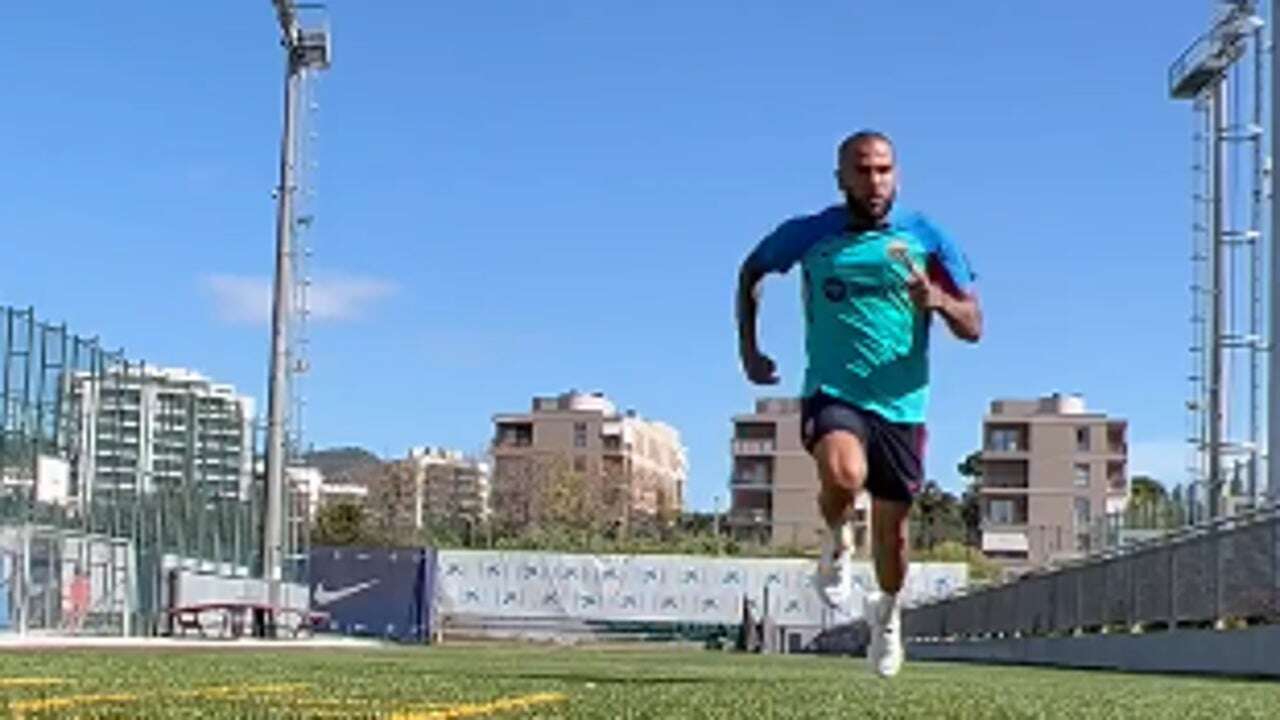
731, 439, 776, 455
905, 503, 1280, 640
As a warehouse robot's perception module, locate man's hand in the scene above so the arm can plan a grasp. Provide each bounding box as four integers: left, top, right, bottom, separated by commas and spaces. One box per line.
905, 268, 946, 312
740, 346, 780, 385
903, 266, 982, 342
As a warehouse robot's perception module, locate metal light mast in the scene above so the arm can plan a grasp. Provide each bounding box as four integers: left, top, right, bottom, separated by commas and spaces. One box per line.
264, 0, 329, 623
1170, 2, 1265, 520
1269, 0, 1280, 505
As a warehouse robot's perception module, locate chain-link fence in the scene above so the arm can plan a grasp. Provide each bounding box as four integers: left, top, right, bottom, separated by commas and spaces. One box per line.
0, 305, 307, 636
0, 524, 134, 635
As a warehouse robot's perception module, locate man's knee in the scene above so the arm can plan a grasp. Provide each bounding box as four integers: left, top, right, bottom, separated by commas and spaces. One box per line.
834, 456, 867, 492
816, 435, 866, 492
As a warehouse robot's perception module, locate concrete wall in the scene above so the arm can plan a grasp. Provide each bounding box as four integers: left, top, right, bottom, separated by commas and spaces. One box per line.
771, 414, 821, 548
908, 626, 1280, 678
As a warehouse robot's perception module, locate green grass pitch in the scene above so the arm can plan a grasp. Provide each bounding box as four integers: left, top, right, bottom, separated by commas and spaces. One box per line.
1, 645, 1276, 718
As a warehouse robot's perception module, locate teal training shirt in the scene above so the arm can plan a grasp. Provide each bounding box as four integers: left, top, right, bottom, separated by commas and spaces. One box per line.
745, 205, 975, 424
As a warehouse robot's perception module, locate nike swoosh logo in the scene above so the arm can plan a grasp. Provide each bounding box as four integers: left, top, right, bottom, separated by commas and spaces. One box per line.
314, 579, 380, 606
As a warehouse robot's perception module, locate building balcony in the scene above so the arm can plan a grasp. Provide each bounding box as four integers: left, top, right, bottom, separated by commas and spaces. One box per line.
980, 529, 1030, 556
731, 439, 776, 456
730, 475, 772, 490
981, 448, 1029, 462
979, 482, 1030, 496
725, 508, 772, 526
981, 519, 1029, 532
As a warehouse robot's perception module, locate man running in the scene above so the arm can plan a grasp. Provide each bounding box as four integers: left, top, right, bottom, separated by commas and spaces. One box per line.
736, 131, 981, 677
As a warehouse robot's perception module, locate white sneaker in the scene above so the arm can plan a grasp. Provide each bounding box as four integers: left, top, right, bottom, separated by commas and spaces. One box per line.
814, 523, 853, 609
864, 592, 904, 678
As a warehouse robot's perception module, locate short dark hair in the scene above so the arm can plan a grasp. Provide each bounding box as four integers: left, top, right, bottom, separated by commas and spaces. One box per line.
838, 130, 894, 159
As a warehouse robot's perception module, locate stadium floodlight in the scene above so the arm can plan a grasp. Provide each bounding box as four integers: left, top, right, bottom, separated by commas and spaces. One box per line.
262, 0, 330, 636
1168, 5, 1263, 99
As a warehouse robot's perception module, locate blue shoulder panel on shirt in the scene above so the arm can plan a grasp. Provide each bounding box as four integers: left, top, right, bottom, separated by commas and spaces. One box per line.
898, 211, 975, 292
745, 205, 846, 275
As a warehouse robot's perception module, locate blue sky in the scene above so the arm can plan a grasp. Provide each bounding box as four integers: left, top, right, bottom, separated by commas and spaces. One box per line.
1, 2, 1220, 510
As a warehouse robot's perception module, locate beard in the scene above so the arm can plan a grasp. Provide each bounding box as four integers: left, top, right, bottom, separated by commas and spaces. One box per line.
846, 190, 895, 227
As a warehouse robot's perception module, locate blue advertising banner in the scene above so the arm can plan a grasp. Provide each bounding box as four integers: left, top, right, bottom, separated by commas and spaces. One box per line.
309, 546, 437, 643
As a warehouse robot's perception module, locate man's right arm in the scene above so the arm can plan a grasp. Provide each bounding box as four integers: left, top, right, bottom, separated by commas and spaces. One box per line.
736, 208, 838, 385
737, 262, 778, 385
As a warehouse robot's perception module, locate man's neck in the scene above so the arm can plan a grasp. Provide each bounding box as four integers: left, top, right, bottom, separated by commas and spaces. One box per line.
845, 206, 889, 232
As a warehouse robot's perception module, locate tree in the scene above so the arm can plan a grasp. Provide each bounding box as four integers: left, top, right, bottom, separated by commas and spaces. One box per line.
491, 453, 616, 545
957, 451, 983, 480
363, 459, 420, 547
957, 450, 984, 547
311, 501, 367, 547
910, 481, 966, 551
1130, 475, 1167, 505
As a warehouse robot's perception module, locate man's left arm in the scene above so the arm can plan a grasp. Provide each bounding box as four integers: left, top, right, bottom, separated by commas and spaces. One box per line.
932, 286, 982, 342
907, 273, 982, 342
905, 214, 982, 343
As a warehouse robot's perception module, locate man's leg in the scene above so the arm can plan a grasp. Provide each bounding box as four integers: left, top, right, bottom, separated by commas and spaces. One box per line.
871, 498, 911, 594
813, 431, 868, 528
865, 499, 911, 678
809, 431, 867, 608
862, 421, 920, 679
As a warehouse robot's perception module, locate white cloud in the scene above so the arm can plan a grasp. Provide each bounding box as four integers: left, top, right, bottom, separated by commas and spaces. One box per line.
204, 273, 395, 326
308, 275, 397, 321
1127, 440, 1189, 487
204, 274, 271, 325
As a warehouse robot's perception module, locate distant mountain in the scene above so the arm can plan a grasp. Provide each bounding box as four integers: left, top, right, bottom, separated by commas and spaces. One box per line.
304, 446, 383, 483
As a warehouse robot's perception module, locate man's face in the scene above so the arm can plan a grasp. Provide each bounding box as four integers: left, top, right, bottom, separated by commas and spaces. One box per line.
836, 138, 896, 222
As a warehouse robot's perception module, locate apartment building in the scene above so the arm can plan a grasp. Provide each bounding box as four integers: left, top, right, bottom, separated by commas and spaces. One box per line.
287, 465, 369, 521
407, 446, 491, 527
729, 397, 870, 552
491, 391, 687, 520
68, 366, 254, 503
979, 393, 1129, 573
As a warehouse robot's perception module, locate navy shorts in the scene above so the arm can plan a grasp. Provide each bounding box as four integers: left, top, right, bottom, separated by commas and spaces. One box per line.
800, 392, 925, 504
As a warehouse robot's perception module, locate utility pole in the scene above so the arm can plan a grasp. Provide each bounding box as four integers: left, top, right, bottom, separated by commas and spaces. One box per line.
263, 0, 329, 633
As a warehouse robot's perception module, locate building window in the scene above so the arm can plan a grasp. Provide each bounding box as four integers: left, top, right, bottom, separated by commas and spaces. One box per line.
988, 499, 1015, 525
988, 428, 1023, 452
573, 455, 587, 473
1076, 426, 1091, 452
1074, 497, 1091, 527
573, 422, 587, 448
1073, 463, 1090, 487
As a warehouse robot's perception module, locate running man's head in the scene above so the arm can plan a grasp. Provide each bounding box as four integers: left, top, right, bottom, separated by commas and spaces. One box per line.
836, 131, 897, 224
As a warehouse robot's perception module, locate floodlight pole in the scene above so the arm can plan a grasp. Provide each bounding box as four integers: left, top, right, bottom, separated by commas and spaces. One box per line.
1209, 78, 1227, 519
263, 0, 329, 633
263, 5, 300, 625
1268, 0, 1280, 504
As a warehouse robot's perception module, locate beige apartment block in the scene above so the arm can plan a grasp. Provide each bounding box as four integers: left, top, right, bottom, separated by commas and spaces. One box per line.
729, 397, 870, 552
979, 393, 1130, 574
408, 446, 491, 527
491, 391, 687, 521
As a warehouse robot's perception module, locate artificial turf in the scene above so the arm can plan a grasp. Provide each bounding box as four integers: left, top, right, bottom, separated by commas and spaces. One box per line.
0, 644, 1276, 719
